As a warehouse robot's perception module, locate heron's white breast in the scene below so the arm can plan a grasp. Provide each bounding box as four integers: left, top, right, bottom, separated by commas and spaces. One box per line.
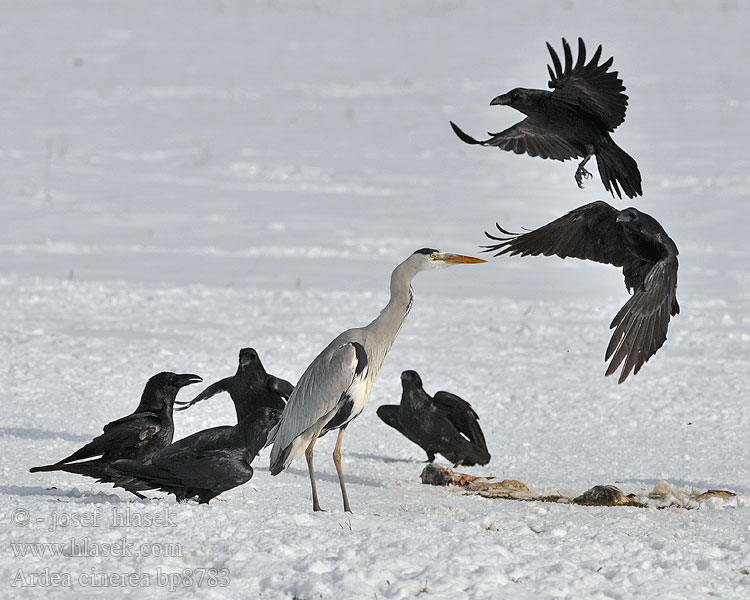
344, 368, 371, 425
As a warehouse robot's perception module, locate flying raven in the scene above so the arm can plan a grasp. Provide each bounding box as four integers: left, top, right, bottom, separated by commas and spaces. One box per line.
29, 372, 202, 494
483, 201, 679, 382
175, 347, 292, 421
377, 370, 490, 467
451, 37, 642, 199
110, 407, 282, 503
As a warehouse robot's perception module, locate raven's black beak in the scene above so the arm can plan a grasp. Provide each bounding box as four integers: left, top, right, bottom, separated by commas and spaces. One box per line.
490, 93, 511, 106
175, 374, 202, 388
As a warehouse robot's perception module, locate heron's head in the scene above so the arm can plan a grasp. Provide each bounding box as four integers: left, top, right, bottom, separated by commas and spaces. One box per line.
411, 248, 487, 271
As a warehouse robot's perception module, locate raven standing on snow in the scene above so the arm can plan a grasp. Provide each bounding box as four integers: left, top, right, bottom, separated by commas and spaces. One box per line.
483, 201, 679, 383
110, 407, 282, 504
451, 38, 642, 199
174, 347, 292, 422
377, 370, 490, 467
29, 372, 202, 495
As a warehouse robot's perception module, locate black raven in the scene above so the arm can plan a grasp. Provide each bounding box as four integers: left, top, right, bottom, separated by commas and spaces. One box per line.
377, 370, 490, 467
483, 201, 679, 383
451, 37, 642, 199
175, 347, 292, 422
110, 407, 282, 503
29, 372, 202, 494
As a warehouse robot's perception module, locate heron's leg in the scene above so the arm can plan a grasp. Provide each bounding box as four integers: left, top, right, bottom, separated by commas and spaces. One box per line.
332, 426, 351, 513
575, 152, 594, 188
305, 430, 324, 512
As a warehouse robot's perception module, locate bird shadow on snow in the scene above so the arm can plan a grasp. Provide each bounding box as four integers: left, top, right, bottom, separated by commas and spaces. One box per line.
284, 466, 384, 489
0, 427, 90, 443
0, 484, 122, 502
346, 450, 417, 464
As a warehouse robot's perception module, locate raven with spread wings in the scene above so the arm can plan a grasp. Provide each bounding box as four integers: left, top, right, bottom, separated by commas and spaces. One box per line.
484, 201, 679, 383
451, 38, 642, 199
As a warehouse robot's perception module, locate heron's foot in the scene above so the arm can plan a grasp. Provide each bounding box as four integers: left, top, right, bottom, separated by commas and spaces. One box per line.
312, 503, 325, 512
575, 165, 592, 188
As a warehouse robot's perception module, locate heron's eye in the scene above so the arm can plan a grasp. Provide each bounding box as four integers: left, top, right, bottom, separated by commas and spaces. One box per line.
430, 252, 436, 259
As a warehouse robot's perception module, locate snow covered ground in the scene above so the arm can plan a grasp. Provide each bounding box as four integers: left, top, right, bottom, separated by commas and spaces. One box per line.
1, 0, 749, 598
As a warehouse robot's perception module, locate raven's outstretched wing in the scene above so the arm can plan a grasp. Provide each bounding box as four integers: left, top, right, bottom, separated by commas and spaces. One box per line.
483, 201, 630, 266
547, 37, 628, 132
451, 119, 581, 161
266, 375, 294, 400
606, 254, 679, 383
174, 378, 231, 411
483, 201, 679, 383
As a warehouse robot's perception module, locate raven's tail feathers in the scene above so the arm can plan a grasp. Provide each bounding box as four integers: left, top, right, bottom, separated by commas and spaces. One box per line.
596, 139, 642, 199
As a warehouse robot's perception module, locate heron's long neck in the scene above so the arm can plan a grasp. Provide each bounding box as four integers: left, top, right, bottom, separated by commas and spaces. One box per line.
364, 260, 417, 377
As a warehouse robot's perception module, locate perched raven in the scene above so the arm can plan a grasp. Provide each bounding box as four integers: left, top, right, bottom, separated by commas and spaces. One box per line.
451, 37, 642, 199
377, 370, 490, 467
29, 372, 202, 495
483, 201, 679, 382
175, 347, 292, 422
110, 407, 282, 503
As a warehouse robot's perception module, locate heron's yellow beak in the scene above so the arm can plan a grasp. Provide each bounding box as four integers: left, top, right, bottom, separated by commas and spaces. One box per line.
438, 253, 487, 265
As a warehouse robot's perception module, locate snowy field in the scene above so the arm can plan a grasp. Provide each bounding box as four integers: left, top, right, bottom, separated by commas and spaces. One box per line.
2, 0, 750, 598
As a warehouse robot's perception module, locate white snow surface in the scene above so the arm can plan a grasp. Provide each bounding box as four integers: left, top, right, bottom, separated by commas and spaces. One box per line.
2, 1, 750, 598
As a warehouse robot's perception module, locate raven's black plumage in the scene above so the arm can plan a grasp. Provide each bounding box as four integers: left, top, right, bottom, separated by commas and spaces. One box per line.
451, 37, 642, 198
377, 370, 490, 467
483, 201, 679, 382
175, 347, 292, 422
29, 372, 202, 494
110, 407, 282, 503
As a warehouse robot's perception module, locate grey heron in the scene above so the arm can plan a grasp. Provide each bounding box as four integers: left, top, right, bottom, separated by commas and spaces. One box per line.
268, 248, 486, 512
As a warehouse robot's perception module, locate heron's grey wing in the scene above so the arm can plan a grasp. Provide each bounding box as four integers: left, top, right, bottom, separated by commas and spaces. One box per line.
266, 375, 294, 400
547, 37, 628, 131
269, 342, 363, 471
174, 378, 231, 410
451, 119, 582, 161
483, 201, 632, 267
605, 253, 679, 383
432, 391, 488, 452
